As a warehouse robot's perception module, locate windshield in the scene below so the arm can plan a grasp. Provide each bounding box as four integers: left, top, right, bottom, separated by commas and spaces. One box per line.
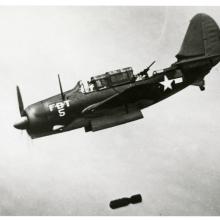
72, 81, 82, 92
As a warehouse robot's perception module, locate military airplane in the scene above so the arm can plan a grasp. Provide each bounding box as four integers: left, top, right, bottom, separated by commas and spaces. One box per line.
14, 13, 220, 139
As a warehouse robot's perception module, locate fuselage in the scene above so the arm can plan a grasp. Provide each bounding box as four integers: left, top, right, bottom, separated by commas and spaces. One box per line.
23, 58, 212, 139
13, 13, 220, 139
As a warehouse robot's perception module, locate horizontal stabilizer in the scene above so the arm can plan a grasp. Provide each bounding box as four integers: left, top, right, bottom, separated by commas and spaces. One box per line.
192, 79, 205, 87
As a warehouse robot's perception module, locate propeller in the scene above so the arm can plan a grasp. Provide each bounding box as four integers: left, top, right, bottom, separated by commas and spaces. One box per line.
16, 85, 25, 116
14, 85, 29, 130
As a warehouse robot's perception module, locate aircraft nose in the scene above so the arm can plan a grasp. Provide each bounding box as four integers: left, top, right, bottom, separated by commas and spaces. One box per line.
13, 116, 29, 130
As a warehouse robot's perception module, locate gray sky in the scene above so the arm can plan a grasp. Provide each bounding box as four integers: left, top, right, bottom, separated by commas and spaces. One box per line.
1, 6, 220, 215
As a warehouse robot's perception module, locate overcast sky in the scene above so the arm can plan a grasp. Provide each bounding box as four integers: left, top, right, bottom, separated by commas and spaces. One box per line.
1, 6, 220, 215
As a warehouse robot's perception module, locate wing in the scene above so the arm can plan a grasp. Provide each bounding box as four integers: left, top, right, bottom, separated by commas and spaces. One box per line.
82, 83, 155, 114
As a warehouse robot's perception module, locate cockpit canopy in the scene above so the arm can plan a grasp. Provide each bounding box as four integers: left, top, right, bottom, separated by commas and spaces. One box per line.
75, 67, 135, 93
90, 67, 134, 91
73, 66, 166, 94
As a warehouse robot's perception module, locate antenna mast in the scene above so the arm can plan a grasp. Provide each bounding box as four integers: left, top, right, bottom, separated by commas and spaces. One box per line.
58, 74, 65, 100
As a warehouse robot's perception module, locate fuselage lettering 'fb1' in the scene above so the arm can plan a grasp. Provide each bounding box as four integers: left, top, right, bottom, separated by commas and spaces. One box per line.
13, 13, 220, 139
48, 100, 70, 117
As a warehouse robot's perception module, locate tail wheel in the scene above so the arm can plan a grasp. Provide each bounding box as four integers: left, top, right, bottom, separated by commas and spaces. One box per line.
200, 85, 205, 91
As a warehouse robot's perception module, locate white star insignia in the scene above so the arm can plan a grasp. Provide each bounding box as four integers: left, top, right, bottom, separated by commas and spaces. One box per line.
160, 75, 173, 91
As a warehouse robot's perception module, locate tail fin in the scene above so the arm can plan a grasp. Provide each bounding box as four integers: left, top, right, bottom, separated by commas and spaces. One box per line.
176, 13, 220, 62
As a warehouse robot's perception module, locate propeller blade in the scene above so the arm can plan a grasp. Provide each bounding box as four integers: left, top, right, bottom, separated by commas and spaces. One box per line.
16, 85, 25, 116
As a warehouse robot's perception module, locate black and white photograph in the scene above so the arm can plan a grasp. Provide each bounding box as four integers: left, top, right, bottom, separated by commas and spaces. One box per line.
0, 2, 220, 216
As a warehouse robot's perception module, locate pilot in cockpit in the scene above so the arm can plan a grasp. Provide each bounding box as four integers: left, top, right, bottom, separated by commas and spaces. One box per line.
88, 81, 95, 92
78, 80, 95, 93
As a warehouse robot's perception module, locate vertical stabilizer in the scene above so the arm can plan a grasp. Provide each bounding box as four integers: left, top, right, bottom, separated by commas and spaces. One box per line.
176, 13, 220, 61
